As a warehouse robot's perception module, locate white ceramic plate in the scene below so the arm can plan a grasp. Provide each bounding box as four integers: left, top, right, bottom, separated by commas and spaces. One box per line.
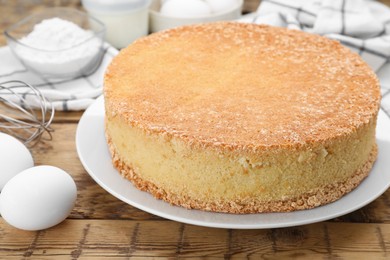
76, 96, 390, 229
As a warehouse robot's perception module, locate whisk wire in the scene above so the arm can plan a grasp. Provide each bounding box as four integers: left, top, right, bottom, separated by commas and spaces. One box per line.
0, 80, 55, 146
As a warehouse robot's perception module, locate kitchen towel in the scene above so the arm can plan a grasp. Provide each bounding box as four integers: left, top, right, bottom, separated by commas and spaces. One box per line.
0, 43, 118, 111
240, 0, 390, 118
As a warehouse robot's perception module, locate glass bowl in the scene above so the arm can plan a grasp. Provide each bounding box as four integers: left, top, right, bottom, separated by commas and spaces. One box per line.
4, 8, 105, 80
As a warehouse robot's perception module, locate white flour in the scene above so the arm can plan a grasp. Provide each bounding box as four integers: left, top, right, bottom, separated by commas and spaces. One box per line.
15, 18, 101, 77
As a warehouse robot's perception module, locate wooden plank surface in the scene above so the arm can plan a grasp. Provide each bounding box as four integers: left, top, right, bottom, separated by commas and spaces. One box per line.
1, 219, 390, 259
1, 0, 390, 258
30, 122, 390, 223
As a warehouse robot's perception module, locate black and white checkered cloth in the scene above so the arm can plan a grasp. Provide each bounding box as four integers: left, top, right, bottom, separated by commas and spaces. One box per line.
240, 0, 390, 118
2, 1, 389, 113
0, 43, 118, 111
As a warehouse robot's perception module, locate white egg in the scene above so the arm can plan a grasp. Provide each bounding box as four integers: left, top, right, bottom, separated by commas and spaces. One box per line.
205, 0, 238, 13
0, 132, 34, 191
0, 165, 77, 231
160, 0, 212, 18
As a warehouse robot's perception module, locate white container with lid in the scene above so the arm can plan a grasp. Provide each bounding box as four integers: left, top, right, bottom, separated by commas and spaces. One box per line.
82, 0, 151, 49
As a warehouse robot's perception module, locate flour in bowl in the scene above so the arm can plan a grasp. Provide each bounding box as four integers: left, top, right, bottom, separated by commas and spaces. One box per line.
14, 17, 102, 78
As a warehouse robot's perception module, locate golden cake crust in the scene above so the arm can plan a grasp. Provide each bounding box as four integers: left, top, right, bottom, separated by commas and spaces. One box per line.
104, 22, 381, 213
104, 22, 381, 151
107, 134, 377, 213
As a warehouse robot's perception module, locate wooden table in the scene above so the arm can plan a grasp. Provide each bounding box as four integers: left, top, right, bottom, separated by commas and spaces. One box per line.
1, 1, 390, 258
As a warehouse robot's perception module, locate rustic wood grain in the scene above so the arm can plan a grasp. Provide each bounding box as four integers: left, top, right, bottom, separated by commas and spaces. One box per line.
0, 103, 85, 123
1, 220, 390, 258
1, 0, 390, 259
242, 0, 261, 13
28, 122, 160, 220
25, 122, 390, 223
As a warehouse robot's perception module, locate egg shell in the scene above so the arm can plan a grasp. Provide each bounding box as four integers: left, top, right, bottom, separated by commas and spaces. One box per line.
0, 132, 34, 190
160, 0, 212, 18
0, 165, 77, 231
205, 0, 238, 13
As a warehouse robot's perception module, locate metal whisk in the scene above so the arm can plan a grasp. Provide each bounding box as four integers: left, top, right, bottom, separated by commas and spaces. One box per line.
0, 80, 55, 146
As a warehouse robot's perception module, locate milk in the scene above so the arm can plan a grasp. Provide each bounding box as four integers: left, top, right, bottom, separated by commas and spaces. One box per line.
82, 0, 151, 49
